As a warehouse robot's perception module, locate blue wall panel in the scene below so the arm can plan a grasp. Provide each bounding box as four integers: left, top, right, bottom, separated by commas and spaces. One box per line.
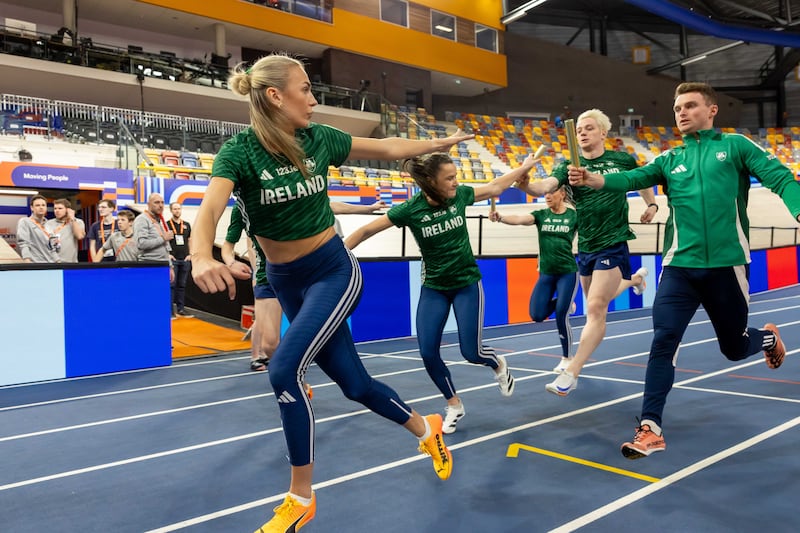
477, 258, 509, 327
749, 250, 768, 293
352, 261, 412, 342
351, 247, 798, 344
63, 266, 172, 377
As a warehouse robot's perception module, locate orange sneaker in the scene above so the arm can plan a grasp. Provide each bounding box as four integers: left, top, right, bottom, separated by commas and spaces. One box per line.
621, 422, 666, 460
255, 492, 316, 533
418, 414, 453, 480
304, 382, 313, 400
763, 323, 786, 369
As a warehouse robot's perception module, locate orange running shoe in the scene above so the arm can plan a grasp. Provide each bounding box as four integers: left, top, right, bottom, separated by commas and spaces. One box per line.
304, 382, 313, 400
621, 422, 666, 460
418, 414, 453, 480
763, 323, 786, 369
255, 492, 316, 533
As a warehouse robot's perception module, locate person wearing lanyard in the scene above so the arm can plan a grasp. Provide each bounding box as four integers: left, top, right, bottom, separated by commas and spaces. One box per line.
92, 209, 139, 262
45, 198, 86, 263
88, 199, 118, 262
134, 193, 174, 307
167, 202, 193, 318
16, 194, 58, 263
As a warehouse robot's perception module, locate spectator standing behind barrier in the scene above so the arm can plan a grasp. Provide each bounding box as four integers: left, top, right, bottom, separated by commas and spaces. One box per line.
135, 193, 173, 261
46, 198, 86, 263
568, 82, 800, 460
16, 194, 58, 263
167, 202, 193, 317
88, 199, 118, 262
134, 193, 174, 302
92, 210, 139, 262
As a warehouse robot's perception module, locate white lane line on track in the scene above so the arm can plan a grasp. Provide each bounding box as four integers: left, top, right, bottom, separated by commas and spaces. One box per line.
2, 320, 798, 442
146, 357, 800, 533
3, 300, 798, 408
548, 415, 800, 533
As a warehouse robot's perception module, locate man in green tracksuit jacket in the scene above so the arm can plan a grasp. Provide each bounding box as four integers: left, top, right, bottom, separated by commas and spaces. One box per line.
569, 82, 800, 460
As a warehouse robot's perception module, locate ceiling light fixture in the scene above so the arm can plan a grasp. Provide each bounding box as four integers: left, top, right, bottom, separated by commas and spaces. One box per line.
501, 10, 528, 24
501, 0, 549, 25
648, 41, 745, 74
434, 25, 453, 32
680, 54, 708, 66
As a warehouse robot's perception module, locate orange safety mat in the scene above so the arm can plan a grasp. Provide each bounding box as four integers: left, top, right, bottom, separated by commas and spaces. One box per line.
171, 316, 249, 358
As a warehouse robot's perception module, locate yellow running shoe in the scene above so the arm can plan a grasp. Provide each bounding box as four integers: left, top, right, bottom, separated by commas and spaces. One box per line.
255, 492, 316, 533
418, 414, 453, 480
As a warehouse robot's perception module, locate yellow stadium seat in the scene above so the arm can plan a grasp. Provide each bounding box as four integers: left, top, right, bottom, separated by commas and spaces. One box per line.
143, 148, 161, 165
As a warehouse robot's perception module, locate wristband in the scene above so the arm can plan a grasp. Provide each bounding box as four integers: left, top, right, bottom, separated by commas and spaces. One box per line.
648, 203, 659, 211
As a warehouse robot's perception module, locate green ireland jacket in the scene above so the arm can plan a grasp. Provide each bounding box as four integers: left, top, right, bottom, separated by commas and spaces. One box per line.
602, 129, 800, 268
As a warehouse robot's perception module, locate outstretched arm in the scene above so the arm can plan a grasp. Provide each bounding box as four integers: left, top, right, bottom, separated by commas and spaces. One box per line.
516, 175, 560, 197
567, 165, 606, 189
331, 200, 387, 214
488, 210, 535, 226
344, 214, 394, 250
473, 152, 540, 202
349, 129, 474, 161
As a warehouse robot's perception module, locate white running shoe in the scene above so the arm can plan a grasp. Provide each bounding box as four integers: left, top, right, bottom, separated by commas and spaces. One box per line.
632, 267, 649, 296
442, 401, 465, 434
545, 370, 578, 396
553, 358, 572, 373
570, 301, 577, 314
495, 355, 515, 397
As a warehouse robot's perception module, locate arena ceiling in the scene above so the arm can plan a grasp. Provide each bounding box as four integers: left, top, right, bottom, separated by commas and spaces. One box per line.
9, 0, 800, 99
506, 0, 800, 36
505, 0, 800, 103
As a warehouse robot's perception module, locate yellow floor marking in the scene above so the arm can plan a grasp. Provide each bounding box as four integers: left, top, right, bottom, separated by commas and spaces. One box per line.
507, 443, 660, 483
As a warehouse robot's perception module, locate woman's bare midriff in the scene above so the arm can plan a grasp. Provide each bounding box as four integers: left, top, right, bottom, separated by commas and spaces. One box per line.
255, 226, 336, 265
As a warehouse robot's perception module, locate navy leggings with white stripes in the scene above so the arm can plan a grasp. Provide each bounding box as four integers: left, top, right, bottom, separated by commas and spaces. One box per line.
641, 265, 771, 426
266, 236, 413, 466
416, 281, 499, 400
529, 272, 579, 358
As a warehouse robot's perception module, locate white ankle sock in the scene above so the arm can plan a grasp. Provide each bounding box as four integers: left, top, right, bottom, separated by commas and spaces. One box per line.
288, 492, 312, 506
641, 419, 662, 436
419, 416, 431, 441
